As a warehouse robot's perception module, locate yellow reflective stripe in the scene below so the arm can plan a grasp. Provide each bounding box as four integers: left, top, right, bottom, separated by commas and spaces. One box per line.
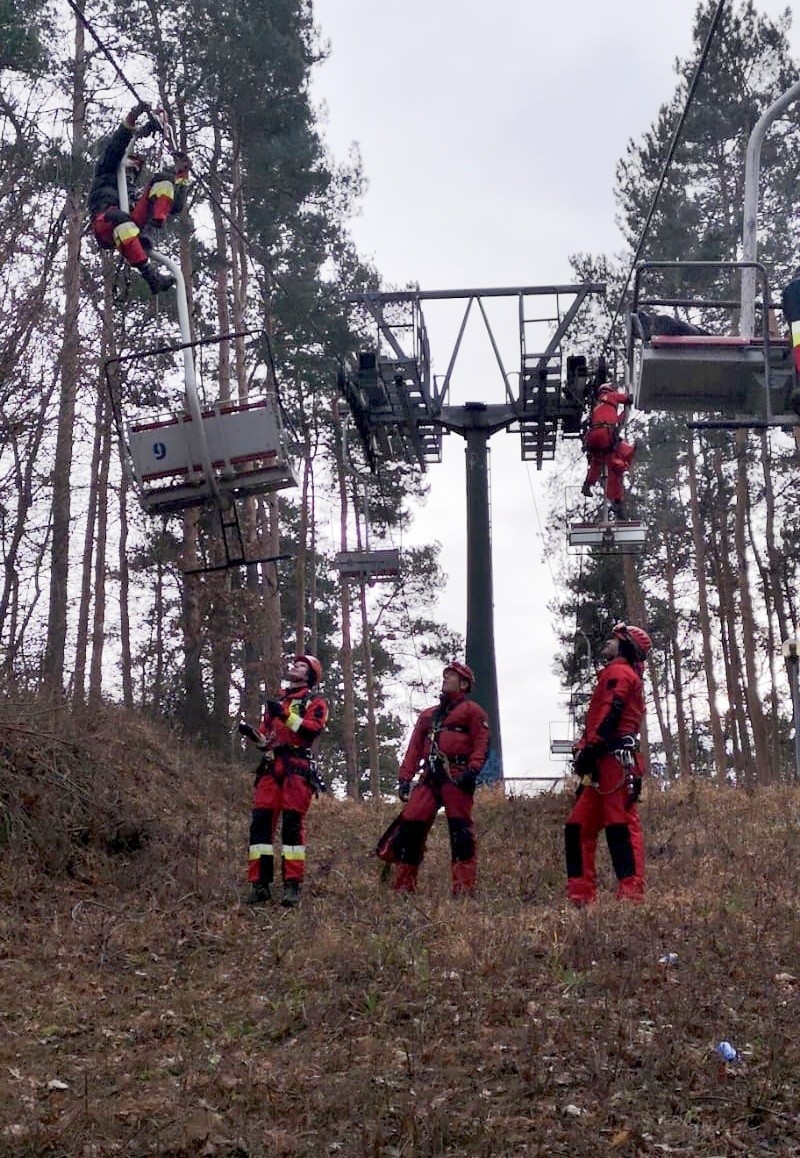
113, 221, 139, 244
791, 320, 800, 347
149, 180, 174, 199
248, 844, 273, 859
175, 177, 189, 186
282, 846, 306, 861
287, 713, 303, 733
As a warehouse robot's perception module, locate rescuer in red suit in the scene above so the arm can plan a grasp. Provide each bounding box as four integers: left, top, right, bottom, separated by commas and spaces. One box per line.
565, 623, 652, 906
239, 655, 328, 908
379, 662, 490, 897
581, 383, 636, 518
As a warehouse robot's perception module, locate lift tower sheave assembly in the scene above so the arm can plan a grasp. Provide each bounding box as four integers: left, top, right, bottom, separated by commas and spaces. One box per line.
343, 282, 605, 784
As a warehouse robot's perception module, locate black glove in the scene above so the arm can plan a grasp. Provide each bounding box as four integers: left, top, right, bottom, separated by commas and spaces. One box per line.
126, 101, 149, 124
397, 780, 412, 802
624, 393, 634, 405
238, 721, 261, 743
625, 774, 642, 810
573, 745, 599, 780
138, 115, 161, 138
265, 698, 285, 720
455, 769, 478, 794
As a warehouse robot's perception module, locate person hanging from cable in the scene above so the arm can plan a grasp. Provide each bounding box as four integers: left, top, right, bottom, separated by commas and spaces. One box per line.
375, 662, 490, 897
564, 622, 651, 906
239, 655, 329, 908
580, 381, 636, 520
88, 103, 191, 296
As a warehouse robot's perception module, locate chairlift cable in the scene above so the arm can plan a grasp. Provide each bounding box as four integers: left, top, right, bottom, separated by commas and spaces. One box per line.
603, 0, 728, 353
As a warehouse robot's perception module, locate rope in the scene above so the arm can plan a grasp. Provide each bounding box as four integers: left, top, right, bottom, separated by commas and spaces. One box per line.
603, 0, 728, 352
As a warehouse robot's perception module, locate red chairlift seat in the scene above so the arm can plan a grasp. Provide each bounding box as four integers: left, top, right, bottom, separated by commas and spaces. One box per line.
128, 396, 297, 516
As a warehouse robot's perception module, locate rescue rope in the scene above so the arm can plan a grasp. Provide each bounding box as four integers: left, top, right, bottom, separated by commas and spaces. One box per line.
603, 0, 728, 354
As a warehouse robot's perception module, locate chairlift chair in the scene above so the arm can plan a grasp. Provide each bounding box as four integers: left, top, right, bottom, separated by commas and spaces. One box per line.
568, 476, 646, 553
568, 519, 646, 553
106, 333, 299, 573
549, 736, 575, 757
335, 548, 401, 583
630, 260, 797, 426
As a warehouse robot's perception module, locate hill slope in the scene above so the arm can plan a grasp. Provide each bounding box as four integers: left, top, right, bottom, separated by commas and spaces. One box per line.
1, 699, 799, 1156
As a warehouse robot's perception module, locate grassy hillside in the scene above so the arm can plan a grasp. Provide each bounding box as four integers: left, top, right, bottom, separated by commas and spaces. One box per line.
1, 697, 799, 1156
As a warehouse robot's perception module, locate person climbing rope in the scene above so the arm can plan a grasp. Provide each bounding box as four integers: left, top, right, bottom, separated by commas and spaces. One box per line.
581, 383, 636, 520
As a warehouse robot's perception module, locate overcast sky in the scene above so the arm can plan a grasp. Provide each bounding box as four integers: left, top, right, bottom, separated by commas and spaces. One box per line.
309, 1, 799, 787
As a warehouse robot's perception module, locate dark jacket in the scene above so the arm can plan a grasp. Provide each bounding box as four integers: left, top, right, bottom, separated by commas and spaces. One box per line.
88, 121, 188, 220
88, 122, 135, 217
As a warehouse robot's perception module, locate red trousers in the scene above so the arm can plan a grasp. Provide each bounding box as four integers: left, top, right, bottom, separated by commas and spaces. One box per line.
91, 179, 175, 268
564, 753, 645, 905
583, 428, 635, 502
247, 764, 313, 886
390, 779, 477, 896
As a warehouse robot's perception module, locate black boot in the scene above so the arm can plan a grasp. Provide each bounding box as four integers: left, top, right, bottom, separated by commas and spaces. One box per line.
581, 481, 592, 497
281, 881, 301, 908
611, 500, 627, 521
138, 260, 175, 295
241, 884, 271, 905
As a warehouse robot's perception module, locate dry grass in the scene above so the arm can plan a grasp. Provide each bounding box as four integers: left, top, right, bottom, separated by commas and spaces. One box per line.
1, 697, 800, 1156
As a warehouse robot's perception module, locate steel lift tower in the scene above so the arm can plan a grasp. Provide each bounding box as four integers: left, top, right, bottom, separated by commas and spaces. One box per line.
341, 282, 604, 783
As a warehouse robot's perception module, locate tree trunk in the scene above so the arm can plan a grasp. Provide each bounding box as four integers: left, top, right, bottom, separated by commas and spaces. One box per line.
332, 403, 357, 795
88, 388, 112, 705
664, 549, 691, 776
733, 431, 772, 784
294, 441, 312, 652
759, 431, 793, 779
43, 7, 86, 691
73, 379, 102, 703
687, 434, 727, 780
622, 555, 654, 772
118, 471, 134, 709
261, 494, 284, 695
709, 447, 752, 781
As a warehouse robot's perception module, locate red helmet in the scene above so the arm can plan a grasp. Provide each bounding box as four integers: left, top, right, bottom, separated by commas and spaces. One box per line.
597, 383, 616, 396
295, 654, 323, 687
444, 661, 475, 690
612, 622, 652, 660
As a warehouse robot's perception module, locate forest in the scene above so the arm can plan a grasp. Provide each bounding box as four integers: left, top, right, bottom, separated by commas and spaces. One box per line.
1, 0, 799, 789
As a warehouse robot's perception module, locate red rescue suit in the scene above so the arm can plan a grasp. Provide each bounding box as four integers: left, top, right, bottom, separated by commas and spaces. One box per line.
88, 120, 188, 269
582, 390, 635, 503
387, 692, 490, 896
247, 687, 328, 889
565, 656, 645, 905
